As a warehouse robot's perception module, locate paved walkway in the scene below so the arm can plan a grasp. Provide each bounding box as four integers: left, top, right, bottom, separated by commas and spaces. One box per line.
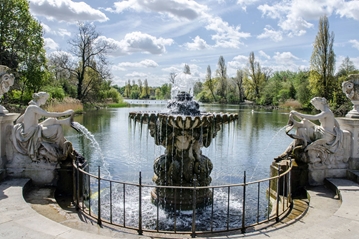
0, 177, 359, 238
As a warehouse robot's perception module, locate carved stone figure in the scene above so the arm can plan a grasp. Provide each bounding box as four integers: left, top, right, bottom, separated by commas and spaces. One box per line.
276, 97, 350, 185
10, 92, 75, 163
0, 65, 15, 114
342, 74, 359, 118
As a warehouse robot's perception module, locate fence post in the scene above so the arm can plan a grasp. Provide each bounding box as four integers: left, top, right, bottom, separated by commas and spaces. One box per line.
76, 161, 80, 210
138, 171, 143, 235
97, 166, 102, 226
276, 166, 280, 222
241, 171, 246, 233
110, 181, 113, 224
191, 178, 197, 238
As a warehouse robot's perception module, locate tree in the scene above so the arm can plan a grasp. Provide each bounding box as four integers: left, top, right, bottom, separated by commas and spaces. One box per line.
140, 79, 150, 99
309, 15, 335, 100
203, 65, 217, 102
244, 52, 265, 102
124, 80, 131, 98
216, 56, 227, 102
0, 0, 48, 103
50, 22, 115, 102
233, 69, 244, 102
337, 56, 357, 77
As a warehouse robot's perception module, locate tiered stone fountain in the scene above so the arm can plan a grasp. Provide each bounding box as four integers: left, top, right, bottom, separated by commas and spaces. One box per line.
129, 73, 238, 209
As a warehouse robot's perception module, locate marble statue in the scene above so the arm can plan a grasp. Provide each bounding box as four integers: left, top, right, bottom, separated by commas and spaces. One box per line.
342, 74, 359, 118
276, 97, 350, 185
11, 92, 75, 163
0, 65, 15, 114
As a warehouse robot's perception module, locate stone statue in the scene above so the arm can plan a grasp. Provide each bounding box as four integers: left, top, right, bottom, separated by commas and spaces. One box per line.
11, 92, 75, 163
342, 74, 359, 118
0, 65, 15, 114
276, 97, 349, 168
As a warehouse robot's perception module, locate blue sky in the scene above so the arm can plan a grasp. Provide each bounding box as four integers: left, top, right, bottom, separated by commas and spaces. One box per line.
29, 0, 359, 87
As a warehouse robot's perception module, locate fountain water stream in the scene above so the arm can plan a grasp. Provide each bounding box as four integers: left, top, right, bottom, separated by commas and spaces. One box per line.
72, 122, 111, 179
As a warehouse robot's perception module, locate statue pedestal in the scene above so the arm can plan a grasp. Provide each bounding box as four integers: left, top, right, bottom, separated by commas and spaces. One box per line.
345, 101, 359, 118
6, 153, 59, 185
337, 117, 359, 169
0, 113, 19, 180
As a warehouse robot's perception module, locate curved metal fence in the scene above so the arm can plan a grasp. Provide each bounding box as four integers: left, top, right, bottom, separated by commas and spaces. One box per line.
72, 160, 293, 237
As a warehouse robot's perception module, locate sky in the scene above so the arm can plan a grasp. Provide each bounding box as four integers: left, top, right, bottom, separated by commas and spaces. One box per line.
29, 0, 359, 87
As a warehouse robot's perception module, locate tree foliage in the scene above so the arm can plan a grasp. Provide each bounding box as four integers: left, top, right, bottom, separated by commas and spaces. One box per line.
309, 15, 336, 101
216, 56, 227, 102
244, 52, 266, 102
49, 22, 115, 102
0, 0, 48, 103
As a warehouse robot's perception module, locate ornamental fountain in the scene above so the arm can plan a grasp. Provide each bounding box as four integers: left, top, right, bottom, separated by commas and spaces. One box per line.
129, 72, 238, 209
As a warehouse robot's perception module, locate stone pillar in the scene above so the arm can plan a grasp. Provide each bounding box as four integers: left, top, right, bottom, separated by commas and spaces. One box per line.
337, 117, 359, 169
0, 113, 19, 180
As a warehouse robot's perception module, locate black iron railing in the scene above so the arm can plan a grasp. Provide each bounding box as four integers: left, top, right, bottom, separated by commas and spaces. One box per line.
73, 160, 293, 237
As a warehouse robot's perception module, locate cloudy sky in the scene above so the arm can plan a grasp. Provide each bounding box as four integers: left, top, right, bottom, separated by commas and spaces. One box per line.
29, 0, 359, 87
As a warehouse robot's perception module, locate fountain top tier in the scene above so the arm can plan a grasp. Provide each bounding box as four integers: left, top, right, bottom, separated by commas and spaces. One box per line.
129, 111, 238, 130
129, 91, 238, 129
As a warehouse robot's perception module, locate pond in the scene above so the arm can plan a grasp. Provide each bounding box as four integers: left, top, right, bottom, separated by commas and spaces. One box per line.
64, 101, 292, 185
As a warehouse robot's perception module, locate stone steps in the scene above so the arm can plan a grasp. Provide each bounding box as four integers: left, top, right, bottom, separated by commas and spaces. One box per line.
346, 169, 359, 184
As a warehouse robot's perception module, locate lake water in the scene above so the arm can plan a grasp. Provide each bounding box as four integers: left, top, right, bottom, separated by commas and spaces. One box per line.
64, 101, 293, 185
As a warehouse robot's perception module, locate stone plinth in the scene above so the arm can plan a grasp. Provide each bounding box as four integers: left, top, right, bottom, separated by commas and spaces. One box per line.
337, 117, 359, 170
6, 153, 58, 185
0, 113, 19, 180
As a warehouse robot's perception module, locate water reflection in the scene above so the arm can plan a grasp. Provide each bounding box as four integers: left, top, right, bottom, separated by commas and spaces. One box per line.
64, 102, 292, 184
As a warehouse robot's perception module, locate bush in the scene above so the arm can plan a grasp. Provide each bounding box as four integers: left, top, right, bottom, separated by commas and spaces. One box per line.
42, 86, 65, 100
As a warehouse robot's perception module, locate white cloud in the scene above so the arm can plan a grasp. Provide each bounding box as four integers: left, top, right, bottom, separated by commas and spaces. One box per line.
97, 33, 173, 56
258, 0, 359, 38
117, 59, 159, 68
228, 54, 248, 69
57, 29, 71, 37
336, 1, 359, 20
273, 52, 299, 64
121, 32, 174, 54
126, 71, 147, 77
107, 0, 250, 49
258, 1, 315, 37
349, 40, 359, 50
259, 50, 270, 60
184, 36, 210, 50
257, 26, 283, 42
107, 0, 209, 20
237, 0, 260, 6
44, 38, 59, 50
205, 17, 251, 48
351, 57, 359, 69
30, 0, 108, 22
42, 23, 72, 37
